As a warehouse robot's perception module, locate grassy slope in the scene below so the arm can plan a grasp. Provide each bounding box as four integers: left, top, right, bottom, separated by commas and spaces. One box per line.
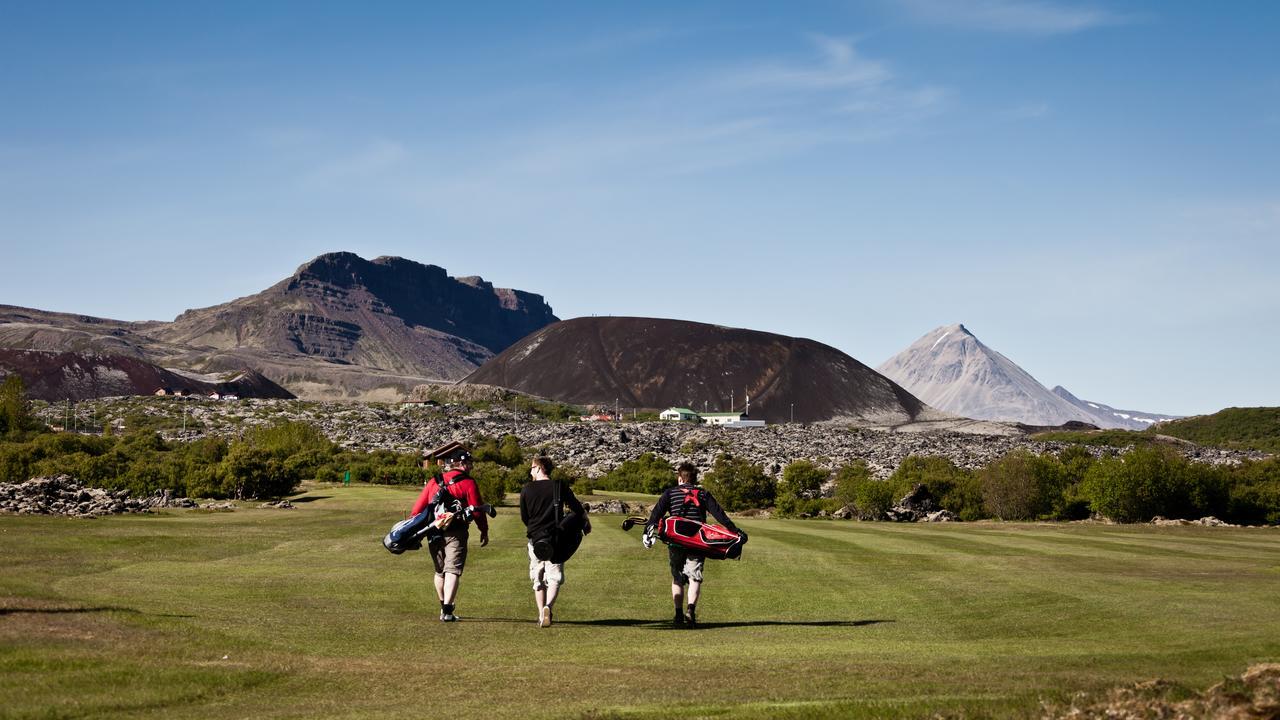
2, 486, 1279, 720
1152, 407, 1280, 454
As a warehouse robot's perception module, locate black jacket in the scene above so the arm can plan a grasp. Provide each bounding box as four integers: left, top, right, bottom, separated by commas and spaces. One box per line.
519, 480, 587, 541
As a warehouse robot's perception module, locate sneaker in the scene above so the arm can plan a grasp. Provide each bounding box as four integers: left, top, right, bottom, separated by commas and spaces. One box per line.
686, 607, 697, 628
539, 605, 552, 628
441, 613, 459, 622
672, 611, 685, 627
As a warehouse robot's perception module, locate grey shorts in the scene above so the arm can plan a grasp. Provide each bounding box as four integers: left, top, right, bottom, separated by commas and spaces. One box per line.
669, 546, 704, 585
430, 531, 468, 576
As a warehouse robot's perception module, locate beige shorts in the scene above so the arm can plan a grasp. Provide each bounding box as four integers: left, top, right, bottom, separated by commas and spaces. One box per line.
527, 542, 565, 590
669, 546, 704, 585
431, 531, 468, 577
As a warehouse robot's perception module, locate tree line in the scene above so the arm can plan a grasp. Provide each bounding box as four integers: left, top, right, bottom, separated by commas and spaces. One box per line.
2, 373, 1277, 521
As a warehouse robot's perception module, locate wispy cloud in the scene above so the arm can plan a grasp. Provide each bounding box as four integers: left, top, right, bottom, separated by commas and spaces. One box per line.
897, 0, 1132, 35
726, 34, 892, 91
291, 37, 949, 201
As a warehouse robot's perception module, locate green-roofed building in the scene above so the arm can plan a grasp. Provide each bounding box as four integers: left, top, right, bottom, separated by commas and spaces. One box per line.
659, 407, 700, 422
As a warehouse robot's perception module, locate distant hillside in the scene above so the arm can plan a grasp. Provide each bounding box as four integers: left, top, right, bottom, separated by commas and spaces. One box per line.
1152, 407, 1280, 454
463, 316, 936, 425
0, 349, 293, 401
1051, 386, 1181, 430
0, 252, 558, 400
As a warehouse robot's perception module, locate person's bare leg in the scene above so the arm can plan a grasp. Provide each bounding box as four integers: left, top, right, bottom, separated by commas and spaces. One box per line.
686, 579, 701, 627
545, 582, 560, 608
434, 573, 445, 603
442, 573, 460, 604
671, 582, 685, 623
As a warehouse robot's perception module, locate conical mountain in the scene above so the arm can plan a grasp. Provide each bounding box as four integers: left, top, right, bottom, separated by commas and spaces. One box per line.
464, 316, 931, 424
877, 324, 1097, 426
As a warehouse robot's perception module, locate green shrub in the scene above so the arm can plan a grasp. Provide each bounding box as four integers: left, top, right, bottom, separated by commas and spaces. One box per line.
890, 455, 984, 521
703, 453, 775, 511
1081, 446, 1194, 522
472, 434, 526, 468
979, 450, 1066, 520
595, 453, 675, 494
469, 461, 512, 505
832, 461, 896, 519
775, 461, 830, 517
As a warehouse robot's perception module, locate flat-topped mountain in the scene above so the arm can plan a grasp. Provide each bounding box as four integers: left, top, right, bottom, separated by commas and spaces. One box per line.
463, 316, 936, 425
0, 253, 558, 400
151, 252, 558, 379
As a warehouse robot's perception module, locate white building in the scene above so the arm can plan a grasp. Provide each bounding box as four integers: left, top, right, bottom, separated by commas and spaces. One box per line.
660, 407, 700, 422
700, 411, 746, 426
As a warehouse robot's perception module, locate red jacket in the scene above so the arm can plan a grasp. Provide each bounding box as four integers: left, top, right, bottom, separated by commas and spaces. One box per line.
410, 469, 488, 534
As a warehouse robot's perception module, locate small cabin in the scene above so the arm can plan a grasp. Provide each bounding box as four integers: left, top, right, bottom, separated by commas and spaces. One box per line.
700, 411, 746, 426
659, 407, 700, 422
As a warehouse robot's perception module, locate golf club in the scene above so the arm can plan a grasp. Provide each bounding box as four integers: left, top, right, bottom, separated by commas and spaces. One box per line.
621, 516, 648, 531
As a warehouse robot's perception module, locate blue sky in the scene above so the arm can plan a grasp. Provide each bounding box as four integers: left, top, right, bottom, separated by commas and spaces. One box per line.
2, 1, 1277, 415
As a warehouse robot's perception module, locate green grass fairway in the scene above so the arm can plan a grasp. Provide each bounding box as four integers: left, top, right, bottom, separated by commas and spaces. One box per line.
3, 485, 1279, 719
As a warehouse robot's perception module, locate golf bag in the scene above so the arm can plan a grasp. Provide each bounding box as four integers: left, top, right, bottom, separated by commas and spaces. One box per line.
382, 508, 441, 554
382, 476, 496, 555
623, 515, 747, 560
658, 516, 747, 560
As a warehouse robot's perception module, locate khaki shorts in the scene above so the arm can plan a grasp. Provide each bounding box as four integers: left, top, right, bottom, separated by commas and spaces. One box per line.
669, 546, 704, 585
527, 542, 565, 590
430, 531, 468, 576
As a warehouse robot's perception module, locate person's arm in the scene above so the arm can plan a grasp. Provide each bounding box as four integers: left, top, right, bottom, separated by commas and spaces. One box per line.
519, 485, 530, 528
702, 491, 738, 533
409, 480, 437, 516
646, 489, 669, 530
465, 480, 489, 538
563, 483, 590, 534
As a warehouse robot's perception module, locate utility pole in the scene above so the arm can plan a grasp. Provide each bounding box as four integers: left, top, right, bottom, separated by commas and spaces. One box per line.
730, 390, 733, 413
790, 403, 794, 423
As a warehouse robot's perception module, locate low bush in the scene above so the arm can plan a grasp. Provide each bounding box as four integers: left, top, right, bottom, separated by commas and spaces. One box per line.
593, 453, 676, 494
775, 460, 831, 517
703, 453, 775, 512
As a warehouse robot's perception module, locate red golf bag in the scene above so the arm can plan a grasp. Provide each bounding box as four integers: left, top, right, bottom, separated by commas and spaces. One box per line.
658, 516, 747, 560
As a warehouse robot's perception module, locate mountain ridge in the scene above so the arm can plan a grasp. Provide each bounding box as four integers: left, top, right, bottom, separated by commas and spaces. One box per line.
0, 253, 559, 400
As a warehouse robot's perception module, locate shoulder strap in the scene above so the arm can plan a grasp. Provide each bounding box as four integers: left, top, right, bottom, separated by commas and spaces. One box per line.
682, 486, 703, 508
553, 479, 563, 526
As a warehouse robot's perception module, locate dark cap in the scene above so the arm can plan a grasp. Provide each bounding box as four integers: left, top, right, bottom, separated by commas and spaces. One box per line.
426, 441, 472, 464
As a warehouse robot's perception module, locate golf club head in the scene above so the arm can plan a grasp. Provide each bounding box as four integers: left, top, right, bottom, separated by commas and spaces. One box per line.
621, 516, 646, 531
